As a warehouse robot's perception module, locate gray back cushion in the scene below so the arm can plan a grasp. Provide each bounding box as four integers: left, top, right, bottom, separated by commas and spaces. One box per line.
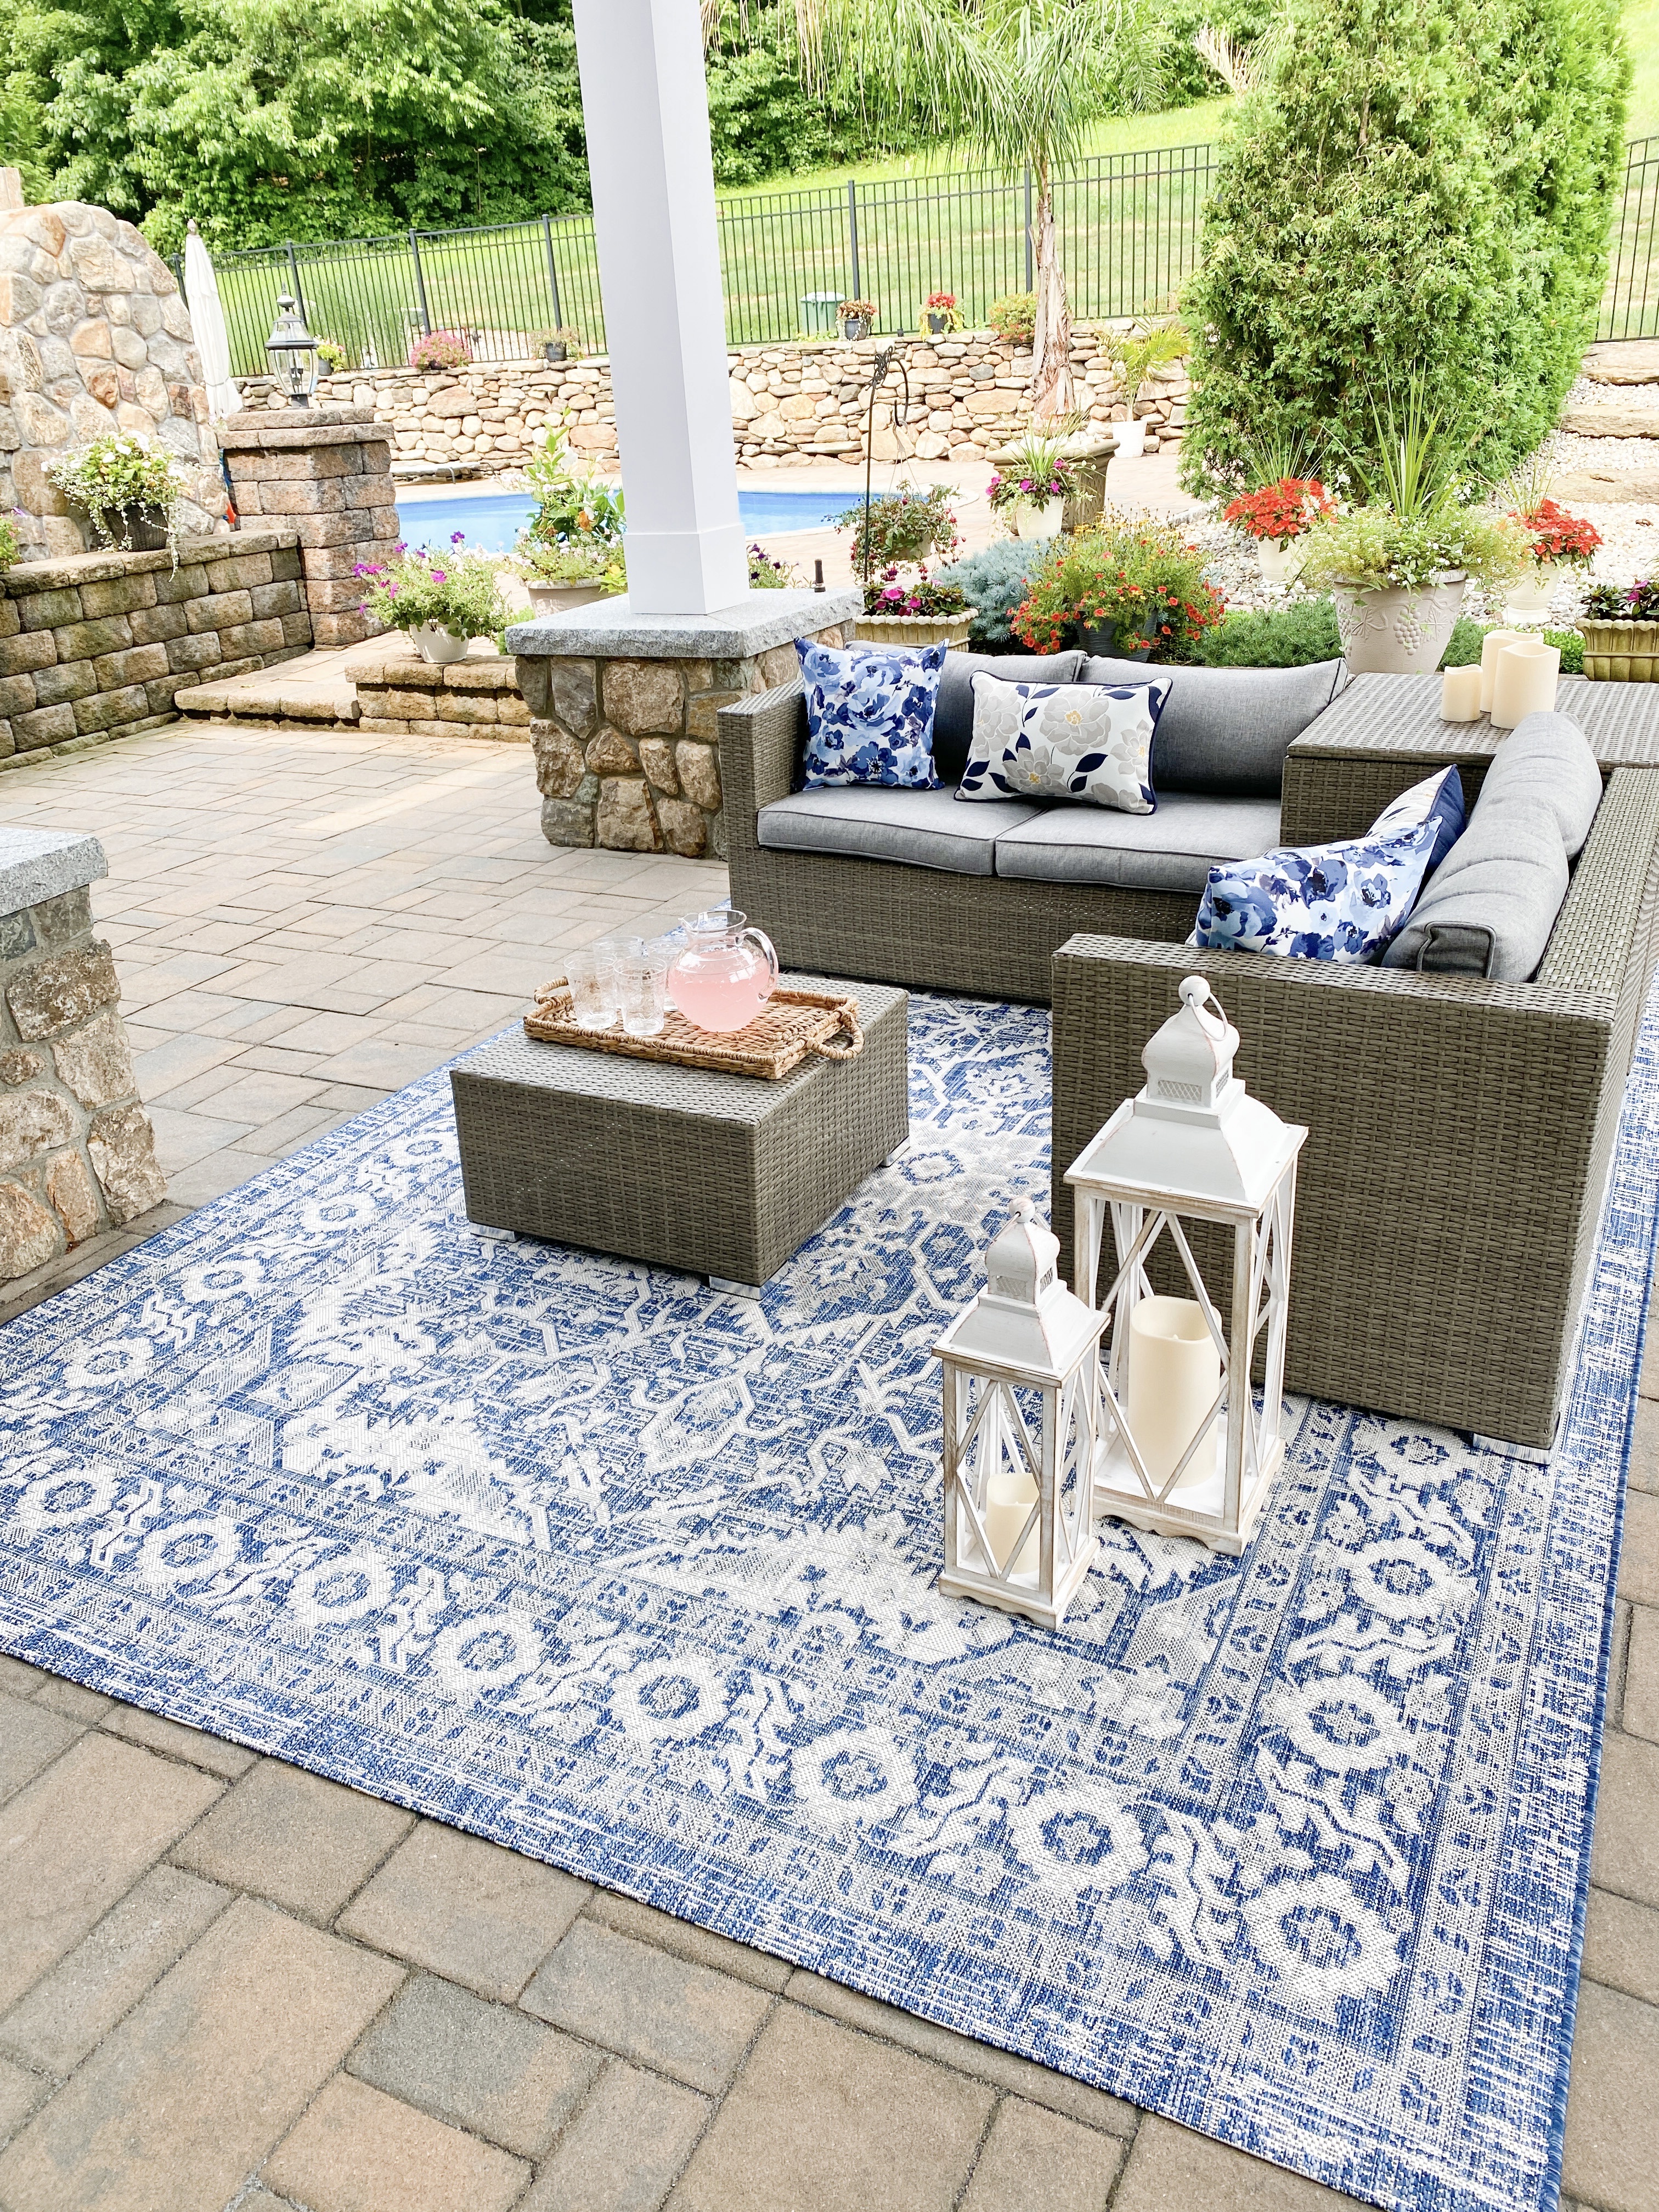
933, 650, 1084, 784
1080, 656, 1348, 797
1381, 712, 1603, 981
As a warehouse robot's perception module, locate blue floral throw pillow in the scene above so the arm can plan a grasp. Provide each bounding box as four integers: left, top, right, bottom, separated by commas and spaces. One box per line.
795, 638, 946, 789
957, 673, 1169, 813
1193, 766, 1465, 962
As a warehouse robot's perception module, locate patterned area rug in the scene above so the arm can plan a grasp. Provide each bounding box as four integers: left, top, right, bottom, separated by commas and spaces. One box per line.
1, 994, 1648, 2212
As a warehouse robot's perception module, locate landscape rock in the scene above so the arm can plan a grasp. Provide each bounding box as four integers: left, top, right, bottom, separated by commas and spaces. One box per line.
675, 741, 721, 812
0, 1177, 59, 1277
51, 1007, 135, 1108
595, 778, 661, 851
0, 1087, 75, 1174
602, 661, 684, 736
1585, 341, 1659, 384
0, 1049, 44, 1086
1551, 469, 1659, 504
5, 940, 120, 1041
46, 1147, 99, 1243
1561, 407, 1659, 439
86, 1101, 166, 1224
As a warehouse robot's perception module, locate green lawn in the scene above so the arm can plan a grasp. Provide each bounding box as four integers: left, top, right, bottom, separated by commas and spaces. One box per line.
1633, 0, 1659, 133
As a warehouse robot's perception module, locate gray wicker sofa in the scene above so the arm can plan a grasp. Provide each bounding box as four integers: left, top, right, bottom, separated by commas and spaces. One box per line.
719, 653, 1346, 1005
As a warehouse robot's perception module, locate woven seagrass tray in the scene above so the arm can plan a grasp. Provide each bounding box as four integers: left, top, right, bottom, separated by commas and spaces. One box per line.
523, 981, 864, 1079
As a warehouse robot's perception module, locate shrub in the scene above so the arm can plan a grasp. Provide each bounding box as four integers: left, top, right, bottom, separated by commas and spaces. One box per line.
1441, 617, 1584, 673
0, 511, 22, 571
511, 537, 618, 586
1583, 580, 1659, 620
1192, 598, 1344, 666
861, 566, 968, 618
935, 539, 1043, 648
1178, 0, 1629, 496
409, 329, 473, 371
987, 292, 1037, 345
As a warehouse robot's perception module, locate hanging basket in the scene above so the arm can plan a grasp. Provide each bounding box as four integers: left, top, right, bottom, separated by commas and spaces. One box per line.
1576, 619, 1659, 682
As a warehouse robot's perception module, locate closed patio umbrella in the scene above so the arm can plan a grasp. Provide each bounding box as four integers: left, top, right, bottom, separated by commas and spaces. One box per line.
183, 219, 240, 421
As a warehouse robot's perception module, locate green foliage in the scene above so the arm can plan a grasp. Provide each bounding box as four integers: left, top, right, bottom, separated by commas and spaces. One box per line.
1178, 0, 1630, 497
1440, 617, 1584, 672
524, 420, 625, 544
1012, 511, 1224, 657
935, 538, 1043, 646
1192, 597, 1343, 664
46, 433, 190, 548
357, 543, 509, 638
748, 542, 797, 589
1105, 314, 1189, 415
0, 512, 21, 571
986, 293, 1037, 343
511, 537, 614, 584
1296, 504, 1529, 592
702, 6, 932, 185
836, 486, 960, 570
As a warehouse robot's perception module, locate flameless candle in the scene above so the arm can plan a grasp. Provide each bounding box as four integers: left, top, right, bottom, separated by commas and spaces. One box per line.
1490, 637, 1561, 730
1124, 1296, 1221, 1487
1440, 664, 1482, 722
981, 1460, 1039, 1575
1479, 628, 1525, 712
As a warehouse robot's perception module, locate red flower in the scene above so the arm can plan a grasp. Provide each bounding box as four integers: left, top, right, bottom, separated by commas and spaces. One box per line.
1222, 477, 1335, 544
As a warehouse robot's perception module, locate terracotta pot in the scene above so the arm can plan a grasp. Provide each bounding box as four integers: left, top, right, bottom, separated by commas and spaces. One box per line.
1331, 576, 1466, 675
1577, 618, 1659, 681
850, 610, 976, 648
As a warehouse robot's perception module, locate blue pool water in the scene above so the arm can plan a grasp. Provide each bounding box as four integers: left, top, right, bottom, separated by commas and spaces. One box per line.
393, 484, 859, 554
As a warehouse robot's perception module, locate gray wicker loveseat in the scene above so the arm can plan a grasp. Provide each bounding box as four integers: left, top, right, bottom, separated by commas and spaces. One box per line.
720, 664, 1659, 1448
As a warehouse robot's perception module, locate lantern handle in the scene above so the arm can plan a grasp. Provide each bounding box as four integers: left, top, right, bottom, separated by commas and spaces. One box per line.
1178, 973, 1230, 1039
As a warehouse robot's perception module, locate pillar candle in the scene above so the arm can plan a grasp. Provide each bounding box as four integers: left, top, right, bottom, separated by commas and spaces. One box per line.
1490, 638, 1561, 730
1479, 628, 1525, 712
1125, 1296, 1221, 1487
981, 1460, 1039, 1576
1440, 664, 1483, 722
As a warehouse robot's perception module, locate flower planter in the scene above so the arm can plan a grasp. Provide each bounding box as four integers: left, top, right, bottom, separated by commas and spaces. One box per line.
1079, 620, 1154, 662
1577, 619, 1659, 682
851, 610, 977, 648
841, 316, 872, 341
76, 501, 170, 554
1505, 561, 1560, 616
1005, 497, 1065, 541
1331, 577, 1466, 675
526, 579, 610, 617
413, 624, 471, 665
543, 341, 567, 364
926, 312, 949, 335
1255, 538, 1303, 587
1113, 416, 1148, 461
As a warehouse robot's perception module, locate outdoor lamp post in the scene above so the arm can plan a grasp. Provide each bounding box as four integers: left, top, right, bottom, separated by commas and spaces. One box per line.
266, 294, 319, 408
1065, 975, 1306, 1557
934, 1198, 1108, 1629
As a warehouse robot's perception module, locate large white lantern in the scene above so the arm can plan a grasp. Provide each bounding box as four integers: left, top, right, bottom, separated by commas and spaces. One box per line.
1064, 975, 1306, 1556
933, 1199, 1108, 1628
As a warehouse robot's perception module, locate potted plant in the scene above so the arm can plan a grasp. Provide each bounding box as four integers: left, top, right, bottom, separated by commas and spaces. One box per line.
1506, 496, 1601, 614
514, 537, 625, 616
524, 415, 626, 546
1103, 315, 1188, 460
46, 433, 191, 561
1012, 513, 1223, 660
839, 299, 876, 341
315, 340, 349, 381
921, 291, 963, 336
986, 436, 1075, 541
834, 484, 960, 572
408, 329, 473, 372
747, 542, 796, 589
854, 566, 975, 647
356, 538, 510, 662
1222, 475, 1336, 585
539, 327, 586, 365
987, 293, 1037, 347
1577, 580, 1659, 681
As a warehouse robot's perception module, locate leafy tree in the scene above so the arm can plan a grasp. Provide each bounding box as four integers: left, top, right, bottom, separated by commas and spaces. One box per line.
726, 0, 1161, 418
703, 5, 933, 184
1178, 0, 1629, 494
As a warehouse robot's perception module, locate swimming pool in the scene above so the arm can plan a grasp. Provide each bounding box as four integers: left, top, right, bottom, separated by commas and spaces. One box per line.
393, 484, 861, 553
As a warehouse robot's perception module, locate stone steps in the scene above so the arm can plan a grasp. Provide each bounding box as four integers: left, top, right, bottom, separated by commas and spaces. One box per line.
1562, 407, 1659, 438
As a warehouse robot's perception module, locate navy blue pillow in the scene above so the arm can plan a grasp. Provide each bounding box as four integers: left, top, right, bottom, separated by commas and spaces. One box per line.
1422, 766, 1466, 875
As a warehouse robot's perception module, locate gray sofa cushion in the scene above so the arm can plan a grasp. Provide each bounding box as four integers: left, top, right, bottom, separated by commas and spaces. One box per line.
1381, 712, 1603, 980
757, 787, 1043, 877
993, 792, 1283, 894
1079, 655, 1348, 797
933, 650, 1085, 784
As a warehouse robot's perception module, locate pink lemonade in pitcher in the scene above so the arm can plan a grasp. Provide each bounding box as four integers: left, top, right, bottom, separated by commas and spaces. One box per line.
669, 906, 779, 1034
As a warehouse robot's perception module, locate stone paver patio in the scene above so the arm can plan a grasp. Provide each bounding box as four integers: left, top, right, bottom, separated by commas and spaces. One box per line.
0, 715, 1655, 2212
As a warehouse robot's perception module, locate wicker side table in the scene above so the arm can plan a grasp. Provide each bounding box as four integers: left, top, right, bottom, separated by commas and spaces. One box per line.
449, 978, 909, 1291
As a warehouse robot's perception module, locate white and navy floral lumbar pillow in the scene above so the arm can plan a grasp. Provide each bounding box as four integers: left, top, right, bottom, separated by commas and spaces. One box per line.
956, 672, 1169, 812
795, 637, 947, 788
1193, 765, 1466, 961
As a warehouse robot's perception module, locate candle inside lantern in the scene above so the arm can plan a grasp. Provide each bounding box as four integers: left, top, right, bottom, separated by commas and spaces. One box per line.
1478, 628, 1525, 712
1124, 1296, 1221, 1486
1489, 637, 1560, 729
981, 1460, 1039, 1576
1440, 664, 1482, 722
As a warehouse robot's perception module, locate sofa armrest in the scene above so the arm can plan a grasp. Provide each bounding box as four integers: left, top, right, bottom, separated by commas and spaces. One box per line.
1049, 935, 1621, 1444
718, 683, 805, 866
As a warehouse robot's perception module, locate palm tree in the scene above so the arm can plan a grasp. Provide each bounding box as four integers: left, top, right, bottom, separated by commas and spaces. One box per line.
712, 0, 1160, 420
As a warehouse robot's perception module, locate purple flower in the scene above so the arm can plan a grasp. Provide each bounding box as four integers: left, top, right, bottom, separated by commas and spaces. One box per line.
430, 569, 446, 583
451, 530, 466, 543
394, 541, 407, 555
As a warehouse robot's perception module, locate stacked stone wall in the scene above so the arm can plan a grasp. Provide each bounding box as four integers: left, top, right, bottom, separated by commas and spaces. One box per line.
0, 531, 312, 768
347, 639, 531, 741
241, 329, 1190, 473
220, 410, 398, 649
0, 881, 166, 1283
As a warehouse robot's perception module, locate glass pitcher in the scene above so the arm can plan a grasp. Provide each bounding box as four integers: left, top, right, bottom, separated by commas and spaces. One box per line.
668, 905, 778, 1035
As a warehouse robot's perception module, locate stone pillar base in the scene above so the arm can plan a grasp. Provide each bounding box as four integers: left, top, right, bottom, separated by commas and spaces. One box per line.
510, 589, 860, 859
219, 408, 399, 650
0, 831, 166, 1284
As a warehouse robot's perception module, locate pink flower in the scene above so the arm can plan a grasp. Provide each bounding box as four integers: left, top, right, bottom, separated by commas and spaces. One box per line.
430, 570, 446, 583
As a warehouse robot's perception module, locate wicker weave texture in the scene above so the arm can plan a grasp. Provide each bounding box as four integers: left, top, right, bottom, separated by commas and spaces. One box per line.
1047, 910, 1655, 1446
719, 686, 1193, 1005
451, 978, 909, 1285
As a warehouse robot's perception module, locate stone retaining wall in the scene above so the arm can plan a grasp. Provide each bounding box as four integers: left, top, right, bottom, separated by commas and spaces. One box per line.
0, 531, 311, 769
242, 329, 1190, 472
347, 641, 531, 741
0, 831, 166, 1284
219, 409, 397, 650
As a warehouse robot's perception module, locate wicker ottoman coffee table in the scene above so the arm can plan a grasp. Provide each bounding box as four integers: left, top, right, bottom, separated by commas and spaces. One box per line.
449, 977, 909, 1291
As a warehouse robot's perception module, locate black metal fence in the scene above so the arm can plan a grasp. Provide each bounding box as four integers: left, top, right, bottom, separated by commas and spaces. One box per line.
199, 133, 1659, 374
205, 144, 1218, 375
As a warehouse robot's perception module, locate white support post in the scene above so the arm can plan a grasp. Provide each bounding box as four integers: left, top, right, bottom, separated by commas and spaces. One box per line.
569, 0, 749, 616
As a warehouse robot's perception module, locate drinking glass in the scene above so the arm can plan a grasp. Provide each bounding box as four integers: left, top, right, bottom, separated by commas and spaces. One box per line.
619, 942, 669, 1037
566, 943, 620, 1030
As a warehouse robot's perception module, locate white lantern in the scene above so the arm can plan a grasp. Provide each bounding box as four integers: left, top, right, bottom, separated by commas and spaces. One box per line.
1064, 975, 1307, 1556
933, 1199, 1108, 1628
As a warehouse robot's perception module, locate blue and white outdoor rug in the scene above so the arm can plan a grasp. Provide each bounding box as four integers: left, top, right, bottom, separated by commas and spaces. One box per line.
0, 992, 1649, 2212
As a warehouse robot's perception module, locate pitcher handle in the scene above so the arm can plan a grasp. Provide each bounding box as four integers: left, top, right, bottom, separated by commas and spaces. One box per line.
742, 926, 779, 1001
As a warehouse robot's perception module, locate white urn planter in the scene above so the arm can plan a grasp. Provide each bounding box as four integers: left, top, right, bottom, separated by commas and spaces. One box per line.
1331, 575, 1467, 676
1255, 537, 1303, 587
1505, 562, 1560, 619
526, 579, 611, 618
1006, 496, 1065, 541
413, 624, 471, 665
1112, 415, 1148, 461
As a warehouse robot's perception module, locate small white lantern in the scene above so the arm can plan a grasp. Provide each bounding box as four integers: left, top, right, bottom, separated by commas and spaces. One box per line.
933, 1199, 1108, 1628
1065, 975, 1307, 1556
